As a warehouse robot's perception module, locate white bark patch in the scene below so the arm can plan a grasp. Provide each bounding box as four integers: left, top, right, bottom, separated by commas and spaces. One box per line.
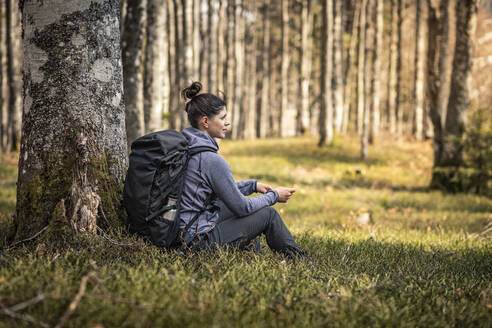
91, 59, 113, 82
24, 94, 33, 115
112, 93, 121, 107
24, 0, 106, 32
26, 44, 48, 83
71, 33, 85, 47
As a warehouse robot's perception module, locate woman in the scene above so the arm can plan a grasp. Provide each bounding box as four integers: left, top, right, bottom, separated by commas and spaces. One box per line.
179, 82, 307, 258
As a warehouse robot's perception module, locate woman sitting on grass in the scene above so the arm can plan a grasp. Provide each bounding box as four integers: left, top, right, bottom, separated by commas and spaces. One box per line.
179, 81, 307, 258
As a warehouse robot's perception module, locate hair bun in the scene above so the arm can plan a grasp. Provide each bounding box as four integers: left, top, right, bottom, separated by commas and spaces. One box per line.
181, 81, 202, 100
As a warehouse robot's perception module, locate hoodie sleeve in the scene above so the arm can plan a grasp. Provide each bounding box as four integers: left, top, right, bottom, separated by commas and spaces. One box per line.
203, 155, 278, 218
236, 180, 257, 196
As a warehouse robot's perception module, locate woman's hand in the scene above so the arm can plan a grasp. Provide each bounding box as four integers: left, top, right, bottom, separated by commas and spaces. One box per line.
256, 182, 273, 193
275, 187, 296, 203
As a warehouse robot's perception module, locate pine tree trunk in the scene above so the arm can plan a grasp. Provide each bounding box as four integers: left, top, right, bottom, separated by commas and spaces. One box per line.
15, 0, 127, 243
413, 0, 426, 141
0, 0, 5, 152
279, 0, 289, 138
297, 0, 312, 136
342, 1, 361, 134
183, 0, 194, 84
333, 0, 344, 134
258, 0, 270, 138
369, 0, 383, 143
144, 0, 168, 132
200, 0, 209, 84
174, 0, 185, 129
123, 0, 146, 146
357, 0, 368, 135
319, 0, 334, 146
193, 0, 200, 81
244, 2, 257, 139
361, 0, 372, 159
437, 0, 451, 134
386, 0, 398, 134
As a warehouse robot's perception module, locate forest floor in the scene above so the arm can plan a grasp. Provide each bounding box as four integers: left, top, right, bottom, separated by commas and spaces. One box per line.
0, 135, 491, 327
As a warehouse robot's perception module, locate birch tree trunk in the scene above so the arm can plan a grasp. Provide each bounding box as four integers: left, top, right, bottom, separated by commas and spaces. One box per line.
369, 0, 383, 143
396, 0, 403, 135
357, 0, 368, 135
342, 1, 360, 134
174, 0, 185, 129
361, 0, 372, 159
413, 0, 426, 140
183, 0, 195, 83
6, 0, 21, 151
123, 0, 146, 146
14, 0, 127, 243
217, 0, 225, 93
333, 0, 344, 134
297, 0, 312, 136
193, 0, 200, 82
144, 0, 168, 132
279, 0, 289, 138
319, 0, 334, 146
226, 0, 236, 137
168, 0, 180, 129
258, 0, 270, 138
200, 0, 209, 84
244, 3, 257, 139
232, 0, 244, 139
208, 0, 218, 92
386, 0, 398, 134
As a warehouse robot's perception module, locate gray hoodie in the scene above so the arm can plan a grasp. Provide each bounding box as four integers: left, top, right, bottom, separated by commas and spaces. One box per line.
179, 127, 279, 235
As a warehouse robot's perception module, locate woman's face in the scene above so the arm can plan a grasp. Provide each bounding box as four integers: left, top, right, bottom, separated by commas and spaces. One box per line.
203, 108, 230, 139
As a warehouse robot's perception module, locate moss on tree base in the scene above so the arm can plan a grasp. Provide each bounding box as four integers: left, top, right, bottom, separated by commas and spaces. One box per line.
430, 166, 488, 194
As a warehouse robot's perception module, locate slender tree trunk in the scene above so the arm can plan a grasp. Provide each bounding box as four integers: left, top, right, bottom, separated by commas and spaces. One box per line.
413, 0, 426, 140
319, 0, 334, 146
343, 1, 360, 134
193, 0, 200, 82
386, 0, 398, 134
174, 0, 185, 128
123, 0, 146, 146
0, 0, 5, 152
258, 0, 270, 138
396, 0, 403, 135
297, 0, 313, 136
437, 0, 451, 131
6, 0, 21, 151
279, 0, 289, 138
208, 0, 218, 92
361, 0, 372, 159
439, 0, 478, 166
217, 0, 225, 93
369, 0, 383, 143
333, 0, 344, 134
232, 0, 244, 139
183, 0, 194, 82
357, 0, 368, 135
226, 0, 236, 136
244, 2, 257, 139
168, 0, 179, 129
200, 0, 209, 84
144, 0, 168, 132
15, 0, 127, 243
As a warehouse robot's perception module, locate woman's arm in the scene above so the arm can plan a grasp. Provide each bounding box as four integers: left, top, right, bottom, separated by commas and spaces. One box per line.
236, 180, 257, 196
204, 156, 278, 217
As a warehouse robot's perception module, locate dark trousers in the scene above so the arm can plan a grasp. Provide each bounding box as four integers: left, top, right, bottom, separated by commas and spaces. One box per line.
204, 202, 306, 257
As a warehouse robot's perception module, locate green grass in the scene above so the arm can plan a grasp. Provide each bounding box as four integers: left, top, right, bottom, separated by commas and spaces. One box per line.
1, 136, 491, 327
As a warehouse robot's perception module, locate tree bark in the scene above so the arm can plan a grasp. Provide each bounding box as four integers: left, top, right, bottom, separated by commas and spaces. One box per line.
123, 0, 146, 146
279, 0, 289, 138
6, 0, 21, 151
167, 0, 179, 129
232, 0, 244, 139
386, 0, 398, 134
319, 0, 334, 146
208, 0, 218, 92
193, 0, 200, 82
144, 0, 169, 132
395, 0, 403, 135
342, 1, 360, 134
217, 0, 225, 93
361, 0, 372, 159
357, 0, 368, 135
413, 0, 426, 141
0, 0, 5, 152
440, 0, 478, 166
333, 0, 344, 134
174, 0, 185, 129
297, 0, 313, 136
15, 0, 127, 243
244, 2, 257, 139
258, 0, 270, 138
226, 0, 236, 137
369, 0, 383, 143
